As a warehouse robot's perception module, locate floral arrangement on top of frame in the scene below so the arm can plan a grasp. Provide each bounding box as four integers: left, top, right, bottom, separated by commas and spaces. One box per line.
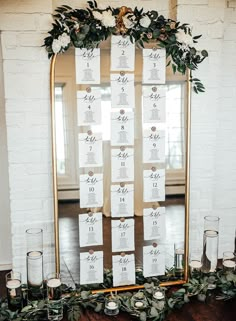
43, 0, 208, 93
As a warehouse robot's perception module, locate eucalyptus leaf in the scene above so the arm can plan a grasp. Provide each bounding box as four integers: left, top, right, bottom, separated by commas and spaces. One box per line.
150, 306, 159, 317
140, 311, 147, 321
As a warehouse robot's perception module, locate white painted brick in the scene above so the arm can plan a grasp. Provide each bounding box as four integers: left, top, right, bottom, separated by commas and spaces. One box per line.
0, 14, 38, 31
53, 0, 169, 12
4, 73, 49, 99
1, 42, 48, 61
0, 0, 52, 14
11, 199, 43, 211
6, 99, 50, 113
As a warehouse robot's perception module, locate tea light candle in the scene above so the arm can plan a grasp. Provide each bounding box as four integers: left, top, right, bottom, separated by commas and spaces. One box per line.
223, 260, 235, 268
189, 260, 202, 269
6, 279, 21, 289
175, 249, 184, 255
47, 278, 61, 288
153, 291, 164, 300
28, 251, 41, 257
135, 301, 144, 308
106, 301, 118, 310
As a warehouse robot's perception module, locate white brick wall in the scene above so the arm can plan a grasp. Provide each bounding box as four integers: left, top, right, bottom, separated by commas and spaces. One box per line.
0, 0, 54, 281
1, 0, 236, 279
177, 1, 236, 256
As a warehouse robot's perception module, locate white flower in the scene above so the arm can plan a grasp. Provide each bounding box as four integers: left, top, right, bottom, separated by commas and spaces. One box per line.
176, 29, 193, 47
93, 10, 103, 21
123, 14, 136, 29
100, 10, 116, 28
58, 33, 70, 48
52, 39, 62, 54
139, 15, 151, 28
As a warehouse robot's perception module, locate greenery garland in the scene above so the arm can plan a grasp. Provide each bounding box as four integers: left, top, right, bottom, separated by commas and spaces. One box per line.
43, 0, 208, 93
1, 270, 235, 321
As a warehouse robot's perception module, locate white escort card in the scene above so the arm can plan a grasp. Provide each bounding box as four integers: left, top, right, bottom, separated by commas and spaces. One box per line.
143, 128, 165, 163
111, 148, 134, 182
143, 48, 166, 84
75, 48, 100, 84
111, 218, 135, 252
79, 212, 103, 247
143, 207, 166, 241
112, 253, 136, 287
111, 73, 135, 109
78, 132, 103, 168
142, 86, 166, 123
111, 184, 134, 218
111, 110, 134, 146
143, 169, 165, 202
80, 251, 103, 285
143, 244, 165, 277
111, 35, 135, 71
80, 173, 103, 208
77, 89, 101, 126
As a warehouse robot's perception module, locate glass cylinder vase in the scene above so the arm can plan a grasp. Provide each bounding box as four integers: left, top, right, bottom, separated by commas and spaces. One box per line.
6, 271, 22, 311
26, 228, 44, 301
201, 216, 220, 273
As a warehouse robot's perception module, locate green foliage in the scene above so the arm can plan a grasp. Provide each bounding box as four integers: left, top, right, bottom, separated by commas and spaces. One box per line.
0, 270, 236, 320
43, 0, 208, 93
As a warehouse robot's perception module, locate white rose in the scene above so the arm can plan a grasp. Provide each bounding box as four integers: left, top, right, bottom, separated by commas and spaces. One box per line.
58, 33, 70, 48
52, 39, 62, 54
139, 15, 151, 28
101, 10, 116, 28
93, 11, 103, 21
176, 29, 193, 47
123, 14, 136, 29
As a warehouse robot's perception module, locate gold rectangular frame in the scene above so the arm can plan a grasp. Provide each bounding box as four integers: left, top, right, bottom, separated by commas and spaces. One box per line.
49, 53, 191, 292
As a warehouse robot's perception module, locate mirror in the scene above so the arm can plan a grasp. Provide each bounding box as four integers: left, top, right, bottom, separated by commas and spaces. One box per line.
50, 40, 190, 291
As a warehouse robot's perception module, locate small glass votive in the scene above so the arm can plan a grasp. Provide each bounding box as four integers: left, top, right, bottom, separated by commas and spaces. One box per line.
132, 291, 148, 310
6, 271, 22, 311
189, 251, 202, 278
152, 287, 165, 301
104, 294, 120, 316
174, 241, 184, 277
223, 251, 236, 272
47, 273, 63, 321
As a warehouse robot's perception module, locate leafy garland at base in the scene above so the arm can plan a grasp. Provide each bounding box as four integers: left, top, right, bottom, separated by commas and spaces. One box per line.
43, 0, 208, 93
1, 270, 235, 321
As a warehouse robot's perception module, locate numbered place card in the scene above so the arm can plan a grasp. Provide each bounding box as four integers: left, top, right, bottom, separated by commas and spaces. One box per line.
143, 244, 165, 277
75, 48, 100, 84
112, 218, 135, 252
111, 148, 134, 182
143, 169, 165, 202
79, 212, 103, 247
77, 89, 101, 126
80, 251, 103, 285
80, 173, 103, 208
111, 110, 134, 146
142, 86, 166, 123
78, 132, 103, 168
111, 73, 135, 108
143, 128, 165, 163
111, 184, 134, 218
111, 35, 135, 71
143, 48, 166, 84
112, 253, 135, 287
143, 207, 166, 240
